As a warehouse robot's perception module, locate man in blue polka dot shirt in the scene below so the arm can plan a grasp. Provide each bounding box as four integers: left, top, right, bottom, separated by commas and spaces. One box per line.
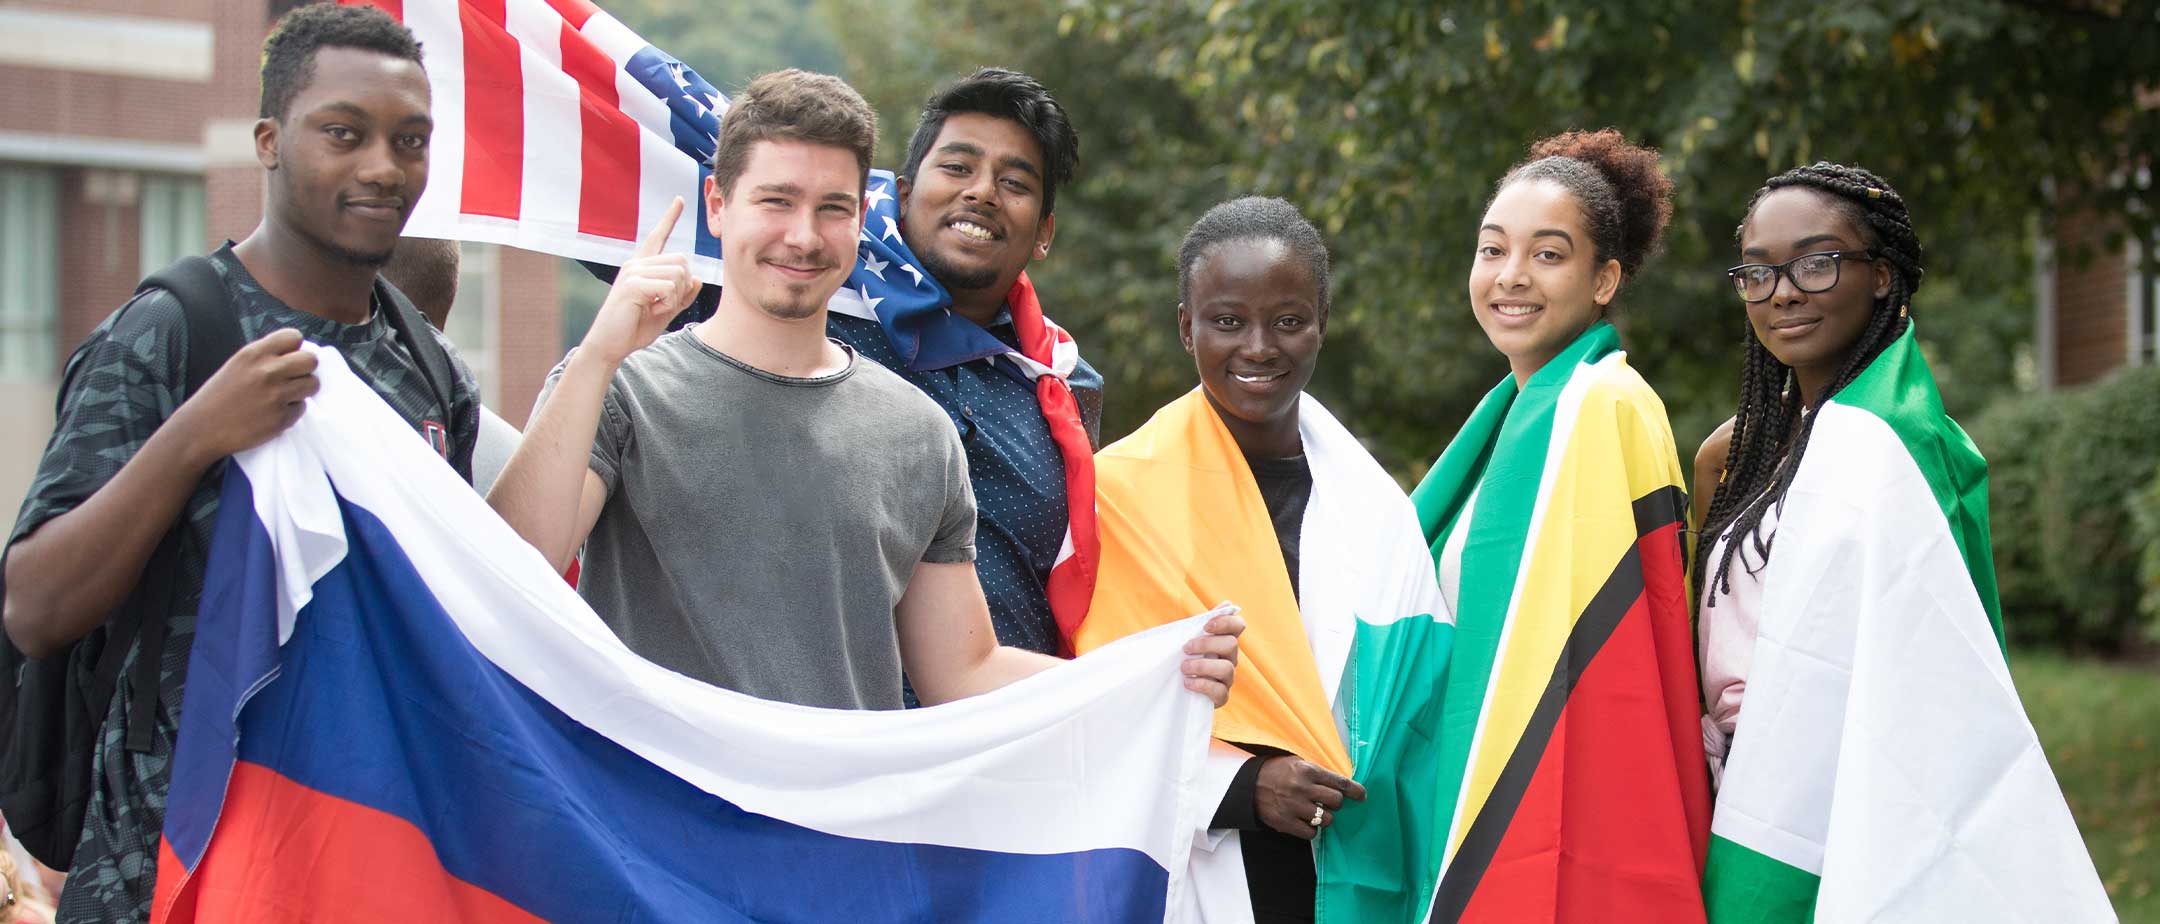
826, 68, 1103, 658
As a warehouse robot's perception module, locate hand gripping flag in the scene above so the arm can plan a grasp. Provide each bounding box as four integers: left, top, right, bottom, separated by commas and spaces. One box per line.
147, 347, 1218, 923
350, 0, 1101, 647
1405, 320, 1711, 923
1701, 324, 2112, 923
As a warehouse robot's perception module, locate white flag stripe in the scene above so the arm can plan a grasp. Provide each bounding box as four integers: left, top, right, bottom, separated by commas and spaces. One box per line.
641, 123, 700, 256
505, 0, 581, 247
1713, 401, 2113, 920
403, 0, 465, 237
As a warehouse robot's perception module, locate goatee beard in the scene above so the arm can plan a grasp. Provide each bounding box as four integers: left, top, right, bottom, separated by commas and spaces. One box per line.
756, 292, 825, 321
334, 243, 395, 268
916, 246, 999, 292
297, 223, 395, 268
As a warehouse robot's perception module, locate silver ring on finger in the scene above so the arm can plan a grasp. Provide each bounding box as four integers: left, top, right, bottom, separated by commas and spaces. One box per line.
1309, 803, 1326, 828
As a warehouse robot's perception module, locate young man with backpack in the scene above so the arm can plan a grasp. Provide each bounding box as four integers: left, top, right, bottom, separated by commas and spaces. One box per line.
0, 6, 477, 920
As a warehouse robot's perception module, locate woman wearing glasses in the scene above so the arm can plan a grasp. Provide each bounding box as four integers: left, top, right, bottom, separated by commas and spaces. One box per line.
1693, 163, 2108, 920
1401, 129, 1710, 922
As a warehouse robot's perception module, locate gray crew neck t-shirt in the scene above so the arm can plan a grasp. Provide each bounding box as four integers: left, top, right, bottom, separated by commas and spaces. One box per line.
543, 326, 977, 710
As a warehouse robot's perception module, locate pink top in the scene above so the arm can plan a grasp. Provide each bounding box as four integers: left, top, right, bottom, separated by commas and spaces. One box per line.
1699, 500, 1777, 785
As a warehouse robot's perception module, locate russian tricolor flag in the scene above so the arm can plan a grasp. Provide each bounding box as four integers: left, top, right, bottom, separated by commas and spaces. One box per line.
148, 346, 1218, 922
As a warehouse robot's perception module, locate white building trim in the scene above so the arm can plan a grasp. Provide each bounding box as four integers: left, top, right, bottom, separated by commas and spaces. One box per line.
0, 8, 213, 82
2034, 225, 2057, 391
0, 131, 204, 173
2129, 237, 2146, 367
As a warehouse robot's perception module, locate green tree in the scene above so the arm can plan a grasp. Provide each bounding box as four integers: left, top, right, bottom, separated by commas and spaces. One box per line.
821, 0, 2157, 476
602, 0, 841, 90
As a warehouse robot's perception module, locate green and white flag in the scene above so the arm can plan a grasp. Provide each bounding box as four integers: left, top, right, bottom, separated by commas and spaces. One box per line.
1703, 324, 2113, 922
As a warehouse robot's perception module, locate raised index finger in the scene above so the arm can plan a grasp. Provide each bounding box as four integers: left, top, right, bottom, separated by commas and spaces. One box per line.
632, 196, 684, 259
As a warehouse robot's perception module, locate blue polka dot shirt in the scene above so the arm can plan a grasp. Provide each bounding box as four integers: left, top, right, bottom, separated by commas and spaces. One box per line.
828, 311, 1104, 655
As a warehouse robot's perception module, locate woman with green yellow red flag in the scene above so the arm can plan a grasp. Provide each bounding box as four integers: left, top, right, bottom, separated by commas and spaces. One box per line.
1383, 129, 1713, 924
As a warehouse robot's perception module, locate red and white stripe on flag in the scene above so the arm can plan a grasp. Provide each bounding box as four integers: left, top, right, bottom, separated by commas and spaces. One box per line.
345, 0, 725, 281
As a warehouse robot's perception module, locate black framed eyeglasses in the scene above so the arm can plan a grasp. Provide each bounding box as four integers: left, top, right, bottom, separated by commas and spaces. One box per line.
1725, 250, 1876, 303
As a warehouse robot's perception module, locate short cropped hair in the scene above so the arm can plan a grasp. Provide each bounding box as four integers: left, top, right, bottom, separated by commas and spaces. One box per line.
259, 3, 424, 121
1176, 196, 1332, 320
901, 68, 1079, 215
710, 69, 878, 198
380, 237, 461, 330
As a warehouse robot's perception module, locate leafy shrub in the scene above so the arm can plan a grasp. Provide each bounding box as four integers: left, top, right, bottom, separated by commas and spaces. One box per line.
2037, 365, 2160, 652
2131, 463, 2160, 643
1970, 391, 2072, 647
1978, 365, 2160, 651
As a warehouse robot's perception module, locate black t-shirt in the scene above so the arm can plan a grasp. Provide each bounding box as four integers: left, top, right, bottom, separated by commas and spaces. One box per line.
1250, 453, 1313, 599
1213, 452, 1317, 922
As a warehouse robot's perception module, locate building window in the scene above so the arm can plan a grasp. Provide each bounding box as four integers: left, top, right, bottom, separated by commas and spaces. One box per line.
443, 242, 501, 409
0, 164, 60, 381
139, 174, 205, 278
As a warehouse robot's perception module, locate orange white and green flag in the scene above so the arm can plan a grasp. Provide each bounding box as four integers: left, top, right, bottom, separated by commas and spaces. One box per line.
1071, 389, 1450, 921
1702, 324, 2112, 922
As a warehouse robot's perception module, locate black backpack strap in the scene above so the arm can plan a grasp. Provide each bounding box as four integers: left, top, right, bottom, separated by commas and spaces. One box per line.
140, 255, 246, 395
111, 255, 245, 753
376, 278, 475, 482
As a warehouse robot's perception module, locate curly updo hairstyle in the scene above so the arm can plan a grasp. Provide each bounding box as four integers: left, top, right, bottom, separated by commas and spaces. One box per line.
1696, 162, 1925, 603
1492, 128, 1676, 283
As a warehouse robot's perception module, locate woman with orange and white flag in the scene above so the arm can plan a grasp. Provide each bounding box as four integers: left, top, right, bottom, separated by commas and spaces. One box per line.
1069, 197, 1449, 923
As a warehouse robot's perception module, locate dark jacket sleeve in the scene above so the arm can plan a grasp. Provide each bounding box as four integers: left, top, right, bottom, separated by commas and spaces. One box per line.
1210, 755, 1271, 831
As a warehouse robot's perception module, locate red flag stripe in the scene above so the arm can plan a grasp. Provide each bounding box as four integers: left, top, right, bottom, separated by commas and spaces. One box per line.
1006, 273, 1098, 654
458, 0, 524, 221
152, 762, 542, 924
558, 22, 640, 241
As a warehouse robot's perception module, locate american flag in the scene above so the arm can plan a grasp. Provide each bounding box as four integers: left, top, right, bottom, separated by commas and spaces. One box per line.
347, 0, 727, 281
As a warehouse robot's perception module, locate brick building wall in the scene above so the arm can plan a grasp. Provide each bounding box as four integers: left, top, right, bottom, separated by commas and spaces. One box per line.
2047, 212, 2133, 388
495, 248, 562, 425
0, 64, 207, 147
54, 170, 143, 350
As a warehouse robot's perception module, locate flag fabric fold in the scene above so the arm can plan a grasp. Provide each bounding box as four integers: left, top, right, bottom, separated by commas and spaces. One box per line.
1404, 321, 1710, 923
1071, 389, 1448, 920
1702, 324, 2113, 923
148, 345, 1217, 924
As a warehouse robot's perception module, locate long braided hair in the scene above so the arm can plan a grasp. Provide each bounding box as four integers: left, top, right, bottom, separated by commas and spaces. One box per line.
1696, 163, 1926, 603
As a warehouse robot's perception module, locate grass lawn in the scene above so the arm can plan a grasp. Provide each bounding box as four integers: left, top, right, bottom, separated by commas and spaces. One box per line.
2013, 650, 2160, 922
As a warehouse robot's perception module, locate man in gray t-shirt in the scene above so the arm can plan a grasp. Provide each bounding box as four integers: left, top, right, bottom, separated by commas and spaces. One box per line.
539, 329, 972, 708
488, 69, 1243, 712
